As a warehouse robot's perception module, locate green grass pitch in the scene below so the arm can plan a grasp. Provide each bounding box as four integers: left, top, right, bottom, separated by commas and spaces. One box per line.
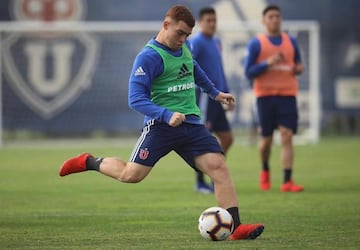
0, 137, 359, 249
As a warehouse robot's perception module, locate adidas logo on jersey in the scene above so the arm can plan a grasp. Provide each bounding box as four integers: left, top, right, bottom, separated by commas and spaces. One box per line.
177, 63, 192, 79
134, 66, 146, 76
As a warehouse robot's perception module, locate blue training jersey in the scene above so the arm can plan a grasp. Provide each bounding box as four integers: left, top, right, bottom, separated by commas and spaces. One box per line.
128, 38, 220, 126
190, 33, 229, 93
244, 34, 302, 80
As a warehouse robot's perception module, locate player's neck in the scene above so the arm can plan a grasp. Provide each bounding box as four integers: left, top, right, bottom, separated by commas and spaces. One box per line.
201, 31, 214, 38
155, 33, 173, 51
155, 32, 165, 45
266, 30, 282, 37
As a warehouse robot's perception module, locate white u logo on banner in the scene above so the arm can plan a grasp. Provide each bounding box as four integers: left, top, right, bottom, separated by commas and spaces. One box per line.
24, 41, 74, 97
2, 0, 99, 119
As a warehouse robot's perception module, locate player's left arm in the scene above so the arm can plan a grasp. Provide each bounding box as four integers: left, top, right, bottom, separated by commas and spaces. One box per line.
291, 36, 304, 75
128, 50, 174, 124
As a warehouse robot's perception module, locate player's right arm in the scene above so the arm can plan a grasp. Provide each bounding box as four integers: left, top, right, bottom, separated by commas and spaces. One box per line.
128, 49, 174, 124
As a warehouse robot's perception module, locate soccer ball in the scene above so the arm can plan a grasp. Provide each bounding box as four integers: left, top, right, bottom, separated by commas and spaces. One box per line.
198, 207, 234, 241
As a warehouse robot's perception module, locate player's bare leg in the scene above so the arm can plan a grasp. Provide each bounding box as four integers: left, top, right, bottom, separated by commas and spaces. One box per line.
99, 159, 151, 183
215, 131, 233, 154
195, 152, 264, 240
59, 154, 152, 183
279, 126, 303, 192
195, 130, 233, 193
258, 136, 272, 190
195, 153, 237, 208
279, 126, 294, 170
259, 136, 272, 165
195, 130, 233, 194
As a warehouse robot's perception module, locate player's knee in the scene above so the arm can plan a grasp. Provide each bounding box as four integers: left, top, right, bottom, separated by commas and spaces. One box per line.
117, 169, 146, 183
207, 160, 231, 184
195, 153, 228, 178
117, 174, 144, 183
280, 129, 293, 144
225, 135, 234, 148
260, 137, 272, 149
116, 162, 151, 183
218, 132, 234, 150
206, 155, 227, 172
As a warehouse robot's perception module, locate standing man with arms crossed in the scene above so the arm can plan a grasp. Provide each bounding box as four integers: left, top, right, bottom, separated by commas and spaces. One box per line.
59, 5, 264, 240
245, 5, 304, 192
190, 7, 234, 194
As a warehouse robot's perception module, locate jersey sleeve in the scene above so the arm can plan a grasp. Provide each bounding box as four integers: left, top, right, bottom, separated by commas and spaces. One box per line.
289, 35, 302, 63
244, 38, 269, 79
128, 49, 174, 123
193, 60, 220, 99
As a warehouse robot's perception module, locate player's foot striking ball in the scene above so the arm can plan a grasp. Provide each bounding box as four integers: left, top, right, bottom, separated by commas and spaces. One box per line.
59, 5, 264, 242
198, 207, 264, 241
198, 207, 234, 241
229, 223, 265, 240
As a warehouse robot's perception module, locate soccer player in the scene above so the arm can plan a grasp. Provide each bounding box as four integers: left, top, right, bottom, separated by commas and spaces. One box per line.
244, 5, 304, 192
59, 5, 264, 240
190, 7, 233, 193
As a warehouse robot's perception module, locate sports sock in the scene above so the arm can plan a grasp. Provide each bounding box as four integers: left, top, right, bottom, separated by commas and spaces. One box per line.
196, 171, 205, 184
262, 162, 269, 171
86, 157, 103, 171
227, 207, 241, 230
284, 169, 292, 183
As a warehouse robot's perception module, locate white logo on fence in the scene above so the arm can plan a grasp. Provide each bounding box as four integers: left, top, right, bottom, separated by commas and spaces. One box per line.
3, 0, 99, 119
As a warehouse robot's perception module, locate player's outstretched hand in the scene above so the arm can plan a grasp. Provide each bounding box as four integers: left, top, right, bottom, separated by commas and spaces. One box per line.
215, 92, 235, 105
169, 112, 186, 127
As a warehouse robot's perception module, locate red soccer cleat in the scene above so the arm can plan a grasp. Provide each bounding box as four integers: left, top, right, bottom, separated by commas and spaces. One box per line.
229, 223, 264, 240
59, 153, 93, 177
260, 170, 270, 191
280, 180, 304, 192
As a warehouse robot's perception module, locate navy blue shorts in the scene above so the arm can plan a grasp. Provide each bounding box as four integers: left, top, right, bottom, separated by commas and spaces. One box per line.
129, 120, 223, 168
256, 96, 298, 136
197, 90, 231, 132
205, 98, 231, 132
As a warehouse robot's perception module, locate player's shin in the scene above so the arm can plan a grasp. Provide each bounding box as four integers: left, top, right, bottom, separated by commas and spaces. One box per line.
86, 156, 103, 171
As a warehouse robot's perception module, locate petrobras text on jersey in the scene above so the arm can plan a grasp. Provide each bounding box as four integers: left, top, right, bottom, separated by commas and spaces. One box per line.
168, 82, 195, 93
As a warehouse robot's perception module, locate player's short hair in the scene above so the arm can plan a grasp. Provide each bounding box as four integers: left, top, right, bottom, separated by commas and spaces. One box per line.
166, 5, 195, 28
198, 6, 216, 19
262, 5, 281, 16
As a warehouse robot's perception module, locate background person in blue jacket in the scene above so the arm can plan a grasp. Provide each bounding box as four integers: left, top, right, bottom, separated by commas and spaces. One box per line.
190, 6, 234, 194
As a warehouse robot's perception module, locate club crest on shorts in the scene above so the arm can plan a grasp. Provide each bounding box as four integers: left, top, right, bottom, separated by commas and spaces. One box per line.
139, 148, 150, 160
3, 0, 99, 119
